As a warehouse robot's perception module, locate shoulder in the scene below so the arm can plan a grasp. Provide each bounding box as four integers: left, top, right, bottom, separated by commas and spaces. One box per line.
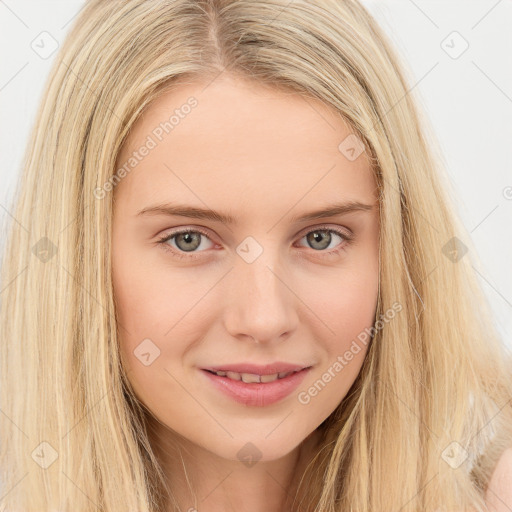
485, 447, 512, 511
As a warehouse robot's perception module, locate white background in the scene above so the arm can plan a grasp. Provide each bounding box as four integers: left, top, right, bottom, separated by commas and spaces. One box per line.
0, 1, 511, 348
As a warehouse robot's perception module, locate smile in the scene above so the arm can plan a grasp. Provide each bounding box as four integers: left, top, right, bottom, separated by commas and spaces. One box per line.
201, 367, 311, 407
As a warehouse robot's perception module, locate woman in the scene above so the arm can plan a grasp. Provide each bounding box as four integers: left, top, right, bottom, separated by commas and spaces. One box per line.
1, 0, 511, 510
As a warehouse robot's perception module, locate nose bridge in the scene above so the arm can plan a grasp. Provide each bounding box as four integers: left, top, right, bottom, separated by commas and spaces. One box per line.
222, 240, 298, 343
239, 251, 284, 303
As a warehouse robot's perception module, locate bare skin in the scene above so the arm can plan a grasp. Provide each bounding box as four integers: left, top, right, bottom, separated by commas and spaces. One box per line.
112, 74, 380, 512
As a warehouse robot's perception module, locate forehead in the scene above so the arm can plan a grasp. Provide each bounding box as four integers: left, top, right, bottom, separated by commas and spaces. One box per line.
114, 75, 376, 219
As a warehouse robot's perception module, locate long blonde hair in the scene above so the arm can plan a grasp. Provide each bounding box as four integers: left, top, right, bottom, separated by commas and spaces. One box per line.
1, 0, 511, 510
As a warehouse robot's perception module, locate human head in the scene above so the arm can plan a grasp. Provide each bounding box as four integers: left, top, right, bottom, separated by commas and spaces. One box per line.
111, 71, 380, 465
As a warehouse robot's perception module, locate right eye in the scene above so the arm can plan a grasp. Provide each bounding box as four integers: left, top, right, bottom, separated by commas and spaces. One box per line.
156, 228, 216, 260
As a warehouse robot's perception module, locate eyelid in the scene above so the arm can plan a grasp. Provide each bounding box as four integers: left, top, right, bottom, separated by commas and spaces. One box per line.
156, 223, 353, 259
295, 223, 352, 240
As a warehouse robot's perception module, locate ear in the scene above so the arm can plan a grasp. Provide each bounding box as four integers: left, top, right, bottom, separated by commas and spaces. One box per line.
485, 447, 512, 511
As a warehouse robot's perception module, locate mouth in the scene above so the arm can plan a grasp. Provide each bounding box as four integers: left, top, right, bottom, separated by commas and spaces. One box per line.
202, 367, 307, 383
201, 361, 312, 379
200, 365, 312, 407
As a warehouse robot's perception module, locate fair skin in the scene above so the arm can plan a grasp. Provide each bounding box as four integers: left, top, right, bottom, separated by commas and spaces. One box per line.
111, 74, 380, 511
485, 447, 512, 511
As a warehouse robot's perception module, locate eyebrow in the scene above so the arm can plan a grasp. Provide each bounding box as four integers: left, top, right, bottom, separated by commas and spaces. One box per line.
136, 200, 374, 225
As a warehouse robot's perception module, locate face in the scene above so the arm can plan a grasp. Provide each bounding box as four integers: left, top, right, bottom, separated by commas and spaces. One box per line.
112, 74, 379, 463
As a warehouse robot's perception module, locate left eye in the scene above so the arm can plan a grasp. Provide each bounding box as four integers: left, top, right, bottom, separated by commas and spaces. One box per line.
295, 228, 350, 252
156, 225, 353, 259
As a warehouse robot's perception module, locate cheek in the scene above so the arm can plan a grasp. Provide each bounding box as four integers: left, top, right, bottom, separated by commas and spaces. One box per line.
112, 247, 213, 406
112, 236, 204, 335
313, 254, 379, 345
337, 269, 378, 338
307, 254, 378, 382
295, 261, 378, 413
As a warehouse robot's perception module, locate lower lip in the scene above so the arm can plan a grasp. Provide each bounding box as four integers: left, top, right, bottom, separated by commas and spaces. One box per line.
201, 368, 311, 407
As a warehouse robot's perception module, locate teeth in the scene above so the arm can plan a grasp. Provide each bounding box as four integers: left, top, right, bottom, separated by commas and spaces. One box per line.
241, 373, 261, 383
211, 369, 298, 382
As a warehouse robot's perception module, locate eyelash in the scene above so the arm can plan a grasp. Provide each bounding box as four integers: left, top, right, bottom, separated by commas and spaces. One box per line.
156, 225, 354, 261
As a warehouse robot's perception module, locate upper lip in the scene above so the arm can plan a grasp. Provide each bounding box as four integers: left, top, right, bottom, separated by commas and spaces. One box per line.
202, 362, 312, 375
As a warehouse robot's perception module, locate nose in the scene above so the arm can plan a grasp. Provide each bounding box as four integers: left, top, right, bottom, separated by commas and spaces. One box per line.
222, 254, 299, 345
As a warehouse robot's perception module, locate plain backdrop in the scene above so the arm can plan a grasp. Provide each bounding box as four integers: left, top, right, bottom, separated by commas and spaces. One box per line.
0, 0, 511, 348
